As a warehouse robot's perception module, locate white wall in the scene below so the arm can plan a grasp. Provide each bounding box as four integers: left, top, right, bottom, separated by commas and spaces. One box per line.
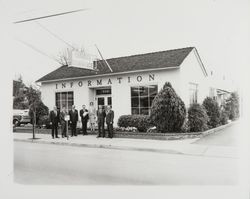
40, 68, 181, 126
179, 49, 210, 107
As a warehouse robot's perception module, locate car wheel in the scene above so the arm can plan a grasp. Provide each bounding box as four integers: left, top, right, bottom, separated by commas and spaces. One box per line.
13, 119, 20, 126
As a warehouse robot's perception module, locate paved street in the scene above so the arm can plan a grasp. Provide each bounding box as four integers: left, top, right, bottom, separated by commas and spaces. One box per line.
193, 122, 239, 147
14, 140, 238, 185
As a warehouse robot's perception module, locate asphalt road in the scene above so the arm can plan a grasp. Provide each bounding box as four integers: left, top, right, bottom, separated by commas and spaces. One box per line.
193, 123, 239, 146
14, 141, 238, 185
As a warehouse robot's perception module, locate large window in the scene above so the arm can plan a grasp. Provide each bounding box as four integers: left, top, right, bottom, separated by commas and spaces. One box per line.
55, 91, 74, 111
189, 83, 198, 105
131, 85, 158, 115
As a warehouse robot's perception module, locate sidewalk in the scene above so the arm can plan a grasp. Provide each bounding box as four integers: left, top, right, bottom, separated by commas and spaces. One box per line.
13, 133, 238, 159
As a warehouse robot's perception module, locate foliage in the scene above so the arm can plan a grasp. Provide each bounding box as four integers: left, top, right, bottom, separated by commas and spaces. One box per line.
37, 115, 51, 129
13, 77, 29, 109
23, 86, 49, 125
117, 115, 152, 132
188, 103, 209, 132
180, 117, 190, 133
150, 82, 186, 133
224, 92, 240, 121
220, 110, 229, 125
202, 97, 220, 128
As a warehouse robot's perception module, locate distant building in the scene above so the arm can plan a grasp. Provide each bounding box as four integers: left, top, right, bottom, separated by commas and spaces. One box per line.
37, 47, 234, 126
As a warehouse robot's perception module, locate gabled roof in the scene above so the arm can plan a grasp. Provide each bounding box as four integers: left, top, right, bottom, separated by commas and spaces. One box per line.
37, 47, 194, 82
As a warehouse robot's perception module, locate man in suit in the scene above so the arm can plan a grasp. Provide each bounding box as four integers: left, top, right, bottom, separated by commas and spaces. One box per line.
80, 105, 89, 135
106, 105, 114, 138
69, 105, 78, 136
49, 106, 60, 139
96, 105, 106, 138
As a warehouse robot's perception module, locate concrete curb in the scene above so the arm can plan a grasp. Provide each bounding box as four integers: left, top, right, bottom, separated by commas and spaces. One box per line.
200, 121, 236, 138
14, 138, 184, 155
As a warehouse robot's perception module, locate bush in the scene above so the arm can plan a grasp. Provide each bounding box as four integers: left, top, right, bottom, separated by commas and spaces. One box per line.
188, 103, 209, 132
37, 115, 51, 129
225, 92, 240, 121
180, 117, 190, 133
117, 115, 152, 132
202, 97, 220, 128
220, 110, 229, 125
150, 82, 186, 133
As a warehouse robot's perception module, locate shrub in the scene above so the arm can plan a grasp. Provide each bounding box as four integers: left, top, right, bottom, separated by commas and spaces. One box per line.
188, 103, 208, 132
180, 117, 190, 133
225, 92, 240, 121
37, 115, 51, 129
150, 82, 186, 133
202, 97, 220, 128
220, 110, 229, 125
117, 115, 152, 132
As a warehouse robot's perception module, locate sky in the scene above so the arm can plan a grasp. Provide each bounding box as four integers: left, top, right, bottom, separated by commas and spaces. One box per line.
1, 0, 249, 86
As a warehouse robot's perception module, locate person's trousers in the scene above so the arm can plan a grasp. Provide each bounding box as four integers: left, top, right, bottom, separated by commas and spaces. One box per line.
51, 124, 58, 138
98, 121, 105, 137
71, 122, 77, 136
82, 120, 88, 135
61, 122, 66, 137
106, 123, 113, 138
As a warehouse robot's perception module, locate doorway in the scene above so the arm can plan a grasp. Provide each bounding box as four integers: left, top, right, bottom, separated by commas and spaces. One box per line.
95, 88, 112, 110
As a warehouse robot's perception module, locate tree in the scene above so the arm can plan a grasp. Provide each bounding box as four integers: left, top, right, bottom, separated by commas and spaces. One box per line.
202, 97, 220, 128
188, 103, 209, 132
150, 82, 186, 132
25, 86, 49, 138
13, 76, 29, 109
225, 92, 240, 120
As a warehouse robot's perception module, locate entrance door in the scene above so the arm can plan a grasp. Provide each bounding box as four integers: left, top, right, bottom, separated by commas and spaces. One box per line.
96, 95, 112, 110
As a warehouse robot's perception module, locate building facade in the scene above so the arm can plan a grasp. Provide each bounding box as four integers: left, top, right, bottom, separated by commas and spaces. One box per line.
37, 47, 231, 126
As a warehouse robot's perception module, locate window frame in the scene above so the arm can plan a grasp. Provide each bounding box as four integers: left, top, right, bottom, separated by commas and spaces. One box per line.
130, 85, 158, 115
55, 91, 74, 111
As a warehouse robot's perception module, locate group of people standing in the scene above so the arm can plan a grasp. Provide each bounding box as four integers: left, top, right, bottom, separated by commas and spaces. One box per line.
49, 102, 114, 139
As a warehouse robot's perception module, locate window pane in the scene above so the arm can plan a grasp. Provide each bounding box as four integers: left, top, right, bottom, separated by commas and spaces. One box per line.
140, 108, 149, 115
140, 96, 149, 107
139, 86, 148, 96
131, 87, 139, 97
149, 85, 158, 97
131, 97, 139, 107
131, 108, 139, 115
61, 93, 67, 101
149, 96, 156, 106
108, 97, 112, 106
68, 92, 73, 101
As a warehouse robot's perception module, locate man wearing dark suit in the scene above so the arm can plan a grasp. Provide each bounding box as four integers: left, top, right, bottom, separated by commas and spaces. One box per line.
80, 105, 89, 135
49, 106, 60, 139
69, 105, 78, 136
96, 105, 106, 138
106, 105, 114, 138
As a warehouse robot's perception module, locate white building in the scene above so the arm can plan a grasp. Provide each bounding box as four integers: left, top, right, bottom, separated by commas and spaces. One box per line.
37, 47, 231, 126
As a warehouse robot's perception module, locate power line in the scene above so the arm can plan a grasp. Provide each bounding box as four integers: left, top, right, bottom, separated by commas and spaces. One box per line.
35, 21, 75, 49
13, 8, 88, 24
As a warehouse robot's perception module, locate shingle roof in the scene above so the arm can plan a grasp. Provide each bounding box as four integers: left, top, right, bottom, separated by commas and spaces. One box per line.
37, 47, 194, 82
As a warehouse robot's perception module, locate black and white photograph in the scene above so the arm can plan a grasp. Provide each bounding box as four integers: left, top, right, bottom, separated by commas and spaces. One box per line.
0, 0, 249, 198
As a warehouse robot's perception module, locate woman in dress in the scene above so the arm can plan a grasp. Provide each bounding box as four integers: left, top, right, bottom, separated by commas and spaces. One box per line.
88, 102, 96, 133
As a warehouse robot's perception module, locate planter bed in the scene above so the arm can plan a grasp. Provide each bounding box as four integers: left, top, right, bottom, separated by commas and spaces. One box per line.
13, 121, 235, 140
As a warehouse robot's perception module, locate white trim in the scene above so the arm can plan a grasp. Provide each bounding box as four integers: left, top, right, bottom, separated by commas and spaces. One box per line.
192, 48, 208, 77
38, 66, 179, 84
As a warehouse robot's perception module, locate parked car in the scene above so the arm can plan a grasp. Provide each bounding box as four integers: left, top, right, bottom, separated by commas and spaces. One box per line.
13, 109, 31, 126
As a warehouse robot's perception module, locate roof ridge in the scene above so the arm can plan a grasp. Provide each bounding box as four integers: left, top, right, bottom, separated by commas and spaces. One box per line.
105, 46, 194, 61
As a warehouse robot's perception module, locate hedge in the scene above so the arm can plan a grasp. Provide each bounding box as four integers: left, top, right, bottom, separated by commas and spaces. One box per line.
117, 115, 152, 132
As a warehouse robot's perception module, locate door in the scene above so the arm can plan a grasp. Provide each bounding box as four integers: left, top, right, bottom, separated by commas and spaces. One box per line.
96, 95, 112, 110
